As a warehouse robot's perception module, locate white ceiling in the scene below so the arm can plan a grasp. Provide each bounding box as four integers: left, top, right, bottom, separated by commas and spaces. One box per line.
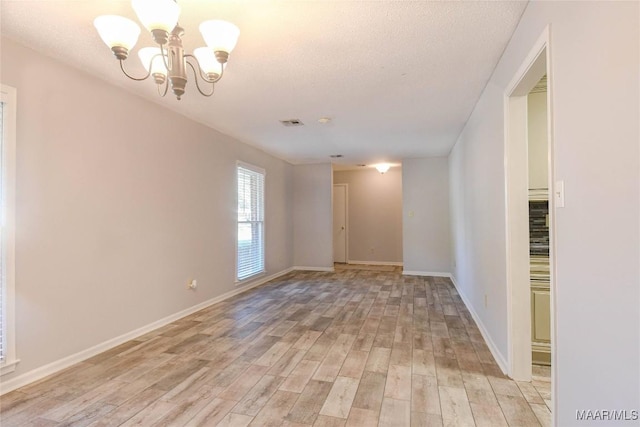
1, 0, 527, 166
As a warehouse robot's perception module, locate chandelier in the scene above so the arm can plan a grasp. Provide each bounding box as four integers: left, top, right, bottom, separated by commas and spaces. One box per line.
94, 0, 239, 100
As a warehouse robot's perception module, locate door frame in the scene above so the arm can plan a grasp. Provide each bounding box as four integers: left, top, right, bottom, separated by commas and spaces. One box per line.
503, 24, 557, 414
332, 184, 349, 263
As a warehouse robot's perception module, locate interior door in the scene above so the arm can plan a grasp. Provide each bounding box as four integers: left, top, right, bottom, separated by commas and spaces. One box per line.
333, 184, 347, 263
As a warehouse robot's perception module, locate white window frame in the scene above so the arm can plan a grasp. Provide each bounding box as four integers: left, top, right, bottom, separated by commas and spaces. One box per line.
235, 161, 266, 283
0, 84, 18, 375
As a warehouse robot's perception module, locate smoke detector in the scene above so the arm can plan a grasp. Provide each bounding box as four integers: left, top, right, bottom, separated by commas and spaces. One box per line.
280, 119, 304, 127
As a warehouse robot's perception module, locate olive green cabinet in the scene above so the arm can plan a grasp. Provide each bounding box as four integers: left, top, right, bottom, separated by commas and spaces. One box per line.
531, 256, 551, 365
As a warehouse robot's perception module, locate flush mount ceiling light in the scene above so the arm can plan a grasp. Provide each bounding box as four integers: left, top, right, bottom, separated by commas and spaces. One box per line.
375, 163, 391, 174
94, 0, 239, 100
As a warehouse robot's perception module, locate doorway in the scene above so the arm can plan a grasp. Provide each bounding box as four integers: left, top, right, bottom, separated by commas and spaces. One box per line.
504, 25, 556, 412
528, 76, 551, 369
333, 184, 348, 263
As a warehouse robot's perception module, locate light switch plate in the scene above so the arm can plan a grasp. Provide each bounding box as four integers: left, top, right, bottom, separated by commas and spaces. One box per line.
554, 181, 565, 208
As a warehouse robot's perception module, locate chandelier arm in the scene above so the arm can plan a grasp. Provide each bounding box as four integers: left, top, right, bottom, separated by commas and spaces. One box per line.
186, 60, 215, 97
184, 54, 224, 84
157, 78, 169, 97
119, 60, 152, 81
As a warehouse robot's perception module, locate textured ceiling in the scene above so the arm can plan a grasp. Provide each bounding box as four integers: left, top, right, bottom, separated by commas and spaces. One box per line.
1, 0, 527, 166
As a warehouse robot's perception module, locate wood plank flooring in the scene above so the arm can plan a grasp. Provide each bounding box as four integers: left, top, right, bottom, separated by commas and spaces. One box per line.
0, 268, 551, 426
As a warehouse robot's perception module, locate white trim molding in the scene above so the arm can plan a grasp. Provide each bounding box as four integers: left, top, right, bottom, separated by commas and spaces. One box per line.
292, 266, 335, 272
0, 359, 19, 376
349, 261, 403, 266
504, 25, 555, 384
0, 84, 17, 377
402, 270, 450, 277
0, 267, 294, 395
333, 183, 349, 263
449, 275, 508, 374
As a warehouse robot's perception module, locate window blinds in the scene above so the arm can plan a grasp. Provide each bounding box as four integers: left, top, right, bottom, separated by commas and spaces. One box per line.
237, 164, 265, 281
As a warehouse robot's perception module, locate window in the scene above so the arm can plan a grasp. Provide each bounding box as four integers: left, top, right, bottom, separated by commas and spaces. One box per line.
0, 85, 17, 375
236, 163, 265, 281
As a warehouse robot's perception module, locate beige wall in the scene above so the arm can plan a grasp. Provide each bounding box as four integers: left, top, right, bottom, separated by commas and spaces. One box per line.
448, 2, 639, 423
1, 38, 294, 384
402, 158, 451, 274
333, 168, 402, 264
527, 91, 549, 190
293, 164, 334, 269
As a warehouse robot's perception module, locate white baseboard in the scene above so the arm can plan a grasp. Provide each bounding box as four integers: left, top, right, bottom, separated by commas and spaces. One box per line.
292, 266, 335, 272
347, 260, 403, 266
402, 270, 451, 277
449, 274, 509, 375
0, 267, 294, 395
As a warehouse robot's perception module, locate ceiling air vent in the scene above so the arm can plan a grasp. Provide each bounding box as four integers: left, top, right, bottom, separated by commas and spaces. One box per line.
280, 119, 304, 127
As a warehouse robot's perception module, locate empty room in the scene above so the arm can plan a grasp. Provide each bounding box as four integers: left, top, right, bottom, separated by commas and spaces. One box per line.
0, 1, 638, 426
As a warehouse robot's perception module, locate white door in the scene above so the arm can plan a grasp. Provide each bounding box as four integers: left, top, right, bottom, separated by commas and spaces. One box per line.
333, 184, 347, 263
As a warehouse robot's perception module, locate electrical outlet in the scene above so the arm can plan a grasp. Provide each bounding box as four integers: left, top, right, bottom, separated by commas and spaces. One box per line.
370, 247, 375, 254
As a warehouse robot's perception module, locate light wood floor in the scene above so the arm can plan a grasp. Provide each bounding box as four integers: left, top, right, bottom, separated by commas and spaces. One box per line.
0, 268, 551, 426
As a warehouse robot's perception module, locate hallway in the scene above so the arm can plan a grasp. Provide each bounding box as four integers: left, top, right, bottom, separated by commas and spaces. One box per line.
1, 268, 550, 426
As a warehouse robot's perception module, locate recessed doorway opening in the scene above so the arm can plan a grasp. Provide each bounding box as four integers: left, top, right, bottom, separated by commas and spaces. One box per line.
504, 25, 556, 422
331, 165, 403, 267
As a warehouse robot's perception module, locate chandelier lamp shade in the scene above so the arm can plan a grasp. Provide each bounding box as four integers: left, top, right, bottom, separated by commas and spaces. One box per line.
94, 0, 239, 100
